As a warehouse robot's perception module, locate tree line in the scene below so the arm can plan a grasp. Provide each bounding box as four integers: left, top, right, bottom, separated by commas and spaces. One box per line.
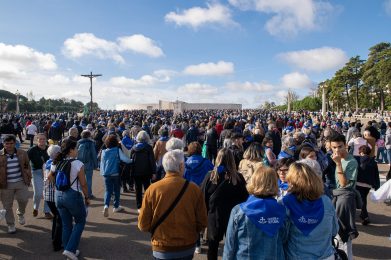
266, 42, 391, 112
0, 89, 100, 113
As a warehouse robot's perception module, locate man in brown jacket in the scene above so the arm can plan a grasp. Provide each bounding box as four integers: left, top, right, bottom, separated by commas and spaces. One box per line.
138, 149, 207, 259
0, 134, 32, 234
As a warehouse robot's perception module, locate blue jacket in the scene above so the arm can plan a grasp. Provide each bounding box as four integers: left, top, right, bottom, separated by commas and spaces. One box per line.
282, 195, 338, 260
77, 138, 98, 172
100, 147, 131, 177
184, 155, 213, 186
223, 197, 288, 260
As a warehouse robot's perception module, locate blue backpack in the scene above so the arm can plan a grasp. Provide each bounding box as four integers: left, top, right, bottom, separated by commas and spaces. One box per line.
55, 159, 77, 191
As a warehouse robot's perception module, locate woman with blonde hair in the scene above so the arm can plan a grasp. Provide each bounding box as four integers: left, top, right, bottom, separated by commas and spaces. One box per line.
224, 166, 287, 259
238, 142, 264, 183
201, 148, 248, 260
282, 162, 338, 260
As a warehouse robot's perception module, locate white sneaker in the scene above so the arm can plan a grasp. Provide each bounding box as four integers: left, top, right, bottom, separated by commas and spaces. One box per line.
103, 207, 109, 217
75, 250, 80, 257
195, 246, 202, 254
7, 225, 16, 234
0, 209, 6, 221
113, 206, 124, 213
18, 215, 25, 225
63, 250, 78, 260
137, 209, 141, 214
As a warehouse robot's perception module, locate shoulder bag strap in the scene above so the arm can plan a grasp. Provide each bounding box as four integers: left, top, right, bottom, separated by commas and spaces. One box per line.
150, 180, 189, 236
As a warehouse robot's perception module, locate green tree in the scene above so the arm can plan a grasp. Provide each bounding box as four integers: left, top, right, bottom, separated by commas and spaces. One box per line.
362, 42, 391, 113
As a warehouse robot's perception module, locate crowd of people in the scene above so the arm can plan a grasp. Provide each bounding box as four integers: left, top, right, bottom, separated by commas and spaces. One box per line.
0, 109, 391, 260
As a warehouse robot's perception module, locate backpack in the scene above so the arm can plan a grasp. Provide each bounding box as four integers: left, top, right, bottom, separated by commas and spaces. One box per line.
55, 159, 77, 191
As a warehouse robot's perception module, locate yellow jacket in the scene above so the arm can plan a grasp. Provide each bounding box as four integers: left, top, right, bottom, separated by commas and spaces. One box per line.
138, 172, 207, 252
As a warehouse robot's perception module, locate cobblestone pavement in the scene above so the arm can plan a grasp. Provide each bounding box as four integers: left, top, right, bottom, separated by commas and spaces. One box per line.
0, 142, 390, 260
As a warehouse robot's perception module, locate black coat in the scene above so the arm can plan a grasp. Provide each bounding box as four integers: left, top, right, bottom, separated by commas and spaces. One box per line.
130, 143, 156, 177
201, 171, 248, 241
355, 155, 380, 190
205, 128, 218, 148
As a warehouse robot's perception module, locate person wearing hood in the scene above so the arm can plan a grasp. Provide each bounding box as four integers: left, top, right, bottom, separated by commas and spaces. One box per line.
100, 134, 132, 217
282, 162, 338, 260
223, 166, 288, 260
130, 130, 156, 211
120, 130, 134, 192
355, 145, 380, 225
201, 148, 248, 260
184, 142, 213, 186
48, 120, 63, 144
77, 130, 98, 199
183, 141, 213, 254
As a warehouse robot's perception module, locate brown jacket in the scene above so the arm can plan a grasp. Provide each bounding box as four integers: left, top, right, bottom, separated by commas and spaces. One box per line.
0, 148, 32, 189
153, 140, 167, 164
138, 172, 207, 252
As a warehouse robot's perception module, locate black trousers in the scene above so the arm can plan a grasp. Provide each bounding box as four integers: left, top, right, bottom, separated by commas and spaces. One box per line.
134, 176, 151, 209
47, 201, 62, 251
356, 186, 371, 219
207, 146, 217, 164
207, 239, 220, 260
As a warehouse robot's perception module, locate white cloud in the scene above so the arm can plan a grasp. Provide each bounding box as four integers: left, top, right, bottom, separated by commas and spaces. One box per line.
385, 0, 391, 15
229, 0, 335, 37
63, 33, 163, 63
278, 47, 348, 72
183, 61, 234, 76
177, 83, 218, 95
281, 72, 314, 89
0, 43, 57, 79
165, 3, 236, 29
109, 70, 172, 87
226, 81, 275, 91
63, 33, 123, 63
118, 34, 164, 58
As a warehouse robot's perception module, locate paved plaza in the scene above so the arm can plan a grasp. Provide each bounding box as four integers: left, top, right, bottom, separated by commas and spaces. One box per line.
0, 143, 390, 260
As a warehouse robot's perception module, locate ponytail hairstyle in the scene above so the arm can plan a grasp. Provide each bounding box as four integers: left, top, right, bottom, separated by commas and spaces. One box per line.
210, 148, 240, 185
53, 138, 77, 165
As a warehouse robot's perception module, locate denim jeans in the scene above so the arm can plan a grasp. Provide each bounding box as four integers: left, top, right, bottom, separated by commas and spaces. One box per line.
387, 149, 391, 165
104, 175, 120, 208
376, 147, 388, 163
32, 169, 50, 214
47, 201, 62, 250
153, 255, 193, 260
55, 189, 86, 254
85, 169, 93, 197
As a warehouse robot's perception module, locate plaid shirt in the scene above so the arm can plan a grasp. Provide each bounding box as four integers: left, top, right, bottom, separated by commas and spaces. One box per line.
43, 159, 55, 202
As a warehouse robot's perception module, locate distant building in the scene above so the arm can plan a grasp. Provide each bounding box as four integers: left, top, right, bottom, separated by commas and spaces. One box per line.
116, 100, 242, 113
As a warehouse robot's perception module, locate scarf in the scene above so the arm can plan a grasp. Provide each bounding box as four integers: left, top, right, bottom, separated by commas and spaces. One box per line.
282, 193, 324, 236
240, 196, 286, 237
122, 136, 134, 150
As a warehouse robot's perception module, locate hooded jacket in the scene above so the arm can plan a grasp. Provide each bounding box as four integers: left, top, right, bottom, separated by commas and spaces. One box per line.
77, 138, 98, 172
131, 142, 156, 177
184, 155, 214, 186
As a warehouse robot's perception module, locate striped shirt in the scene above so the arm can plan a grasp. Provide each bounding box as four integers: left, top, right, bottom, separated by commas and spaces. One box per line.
7, 153, 23, 183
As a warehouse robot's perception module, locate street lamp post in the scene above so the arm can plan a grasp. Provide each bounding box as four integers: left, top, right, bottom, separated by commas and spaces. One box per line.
81, 72, 102, 114
15, 90, 20, 114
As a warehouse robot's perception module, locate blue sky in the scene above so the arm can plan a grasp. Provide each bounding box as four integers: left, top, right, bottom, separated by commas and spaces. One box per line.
0, 0, 390, 109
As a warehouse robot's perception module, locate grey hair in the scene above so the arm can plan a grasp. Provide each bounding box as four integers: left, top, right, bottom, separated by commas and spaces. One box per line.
68, 127, 78, 138
268, 124, 275, 131
136, 130, 150, 143
162, 149, 185, 174
281, 136, 295, 151
166, 137, 184, 151
47, 145, 61, 159
298, 158, 322, 177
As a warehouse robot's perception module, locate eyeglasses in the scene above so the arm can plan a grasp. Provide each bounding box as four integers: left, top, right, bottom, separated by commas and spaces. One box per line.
278, 168, 289, 173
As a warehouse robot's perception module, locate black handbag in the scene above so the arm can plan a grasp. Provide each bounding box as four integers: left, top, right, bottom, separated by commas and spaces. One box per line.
332, 237, 348, 260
